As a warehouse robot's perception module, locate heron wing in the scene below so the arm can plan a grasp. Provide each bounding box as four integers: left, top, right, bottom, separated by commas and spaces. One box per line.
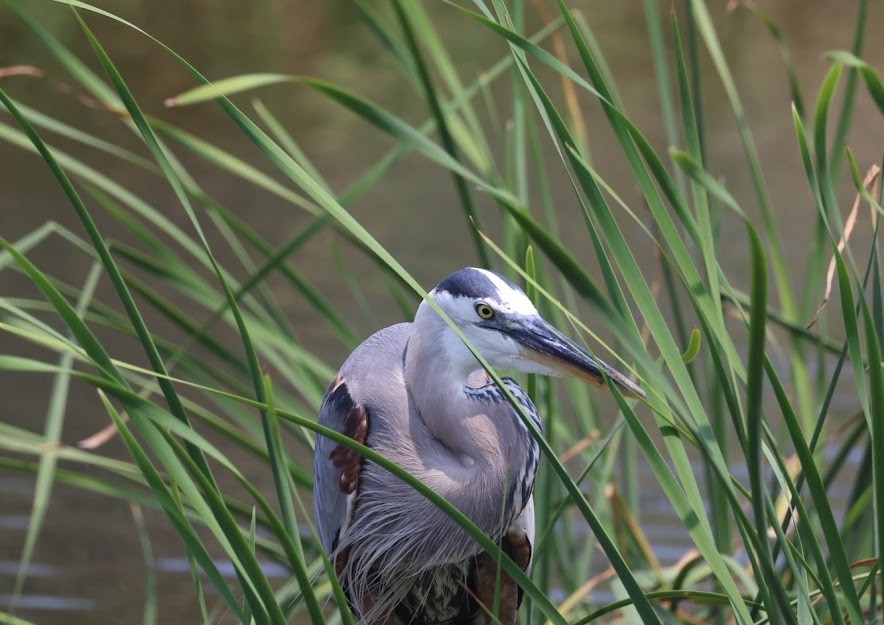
313, 374, 370, 564
472, 495, 534, 625
511, 494, 535, 572
313, 323, 413, 574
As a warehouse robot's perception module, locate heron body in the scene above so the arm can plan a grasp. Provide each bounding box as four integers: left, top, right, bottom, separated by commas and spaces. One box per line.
314, 268, 643, 625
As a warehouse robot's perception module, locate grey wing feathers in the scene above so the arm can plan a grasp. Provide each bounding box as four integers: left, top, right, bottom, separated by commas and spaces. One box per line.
313, 324, 411, 558
512, 494, 535, 571
313, 376, 369, 555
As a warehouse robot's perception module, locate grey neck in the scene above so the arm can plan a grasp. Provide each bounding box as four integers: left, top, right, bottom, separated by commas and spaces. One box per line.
404, 303, 528, 477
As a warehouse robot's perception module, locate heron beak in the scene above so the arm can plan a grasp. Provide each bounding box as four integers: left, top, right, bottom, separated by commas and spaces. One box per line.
509, 317, 646, 399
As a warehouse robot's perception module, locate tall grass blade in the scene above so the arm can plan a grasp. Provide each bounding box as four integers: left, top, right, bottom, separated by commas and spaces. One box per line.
745, 224, 790, 625
164, 73, 295, 106
97, 392, 254, 622
391, 0, 489, 266
10, 262, 102, 610
813, 65, 844, 228
860, 295, 884, 604
131, 504, 158, 625
828, 0, 869, 177
0, 86, 214, 477
5, 3, 881, 625
763, 355, 855, 625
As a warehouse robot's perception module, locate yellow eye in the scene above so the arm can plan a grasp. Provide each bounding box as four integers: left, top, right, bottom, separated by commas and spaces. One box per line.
475, 303, 495, 320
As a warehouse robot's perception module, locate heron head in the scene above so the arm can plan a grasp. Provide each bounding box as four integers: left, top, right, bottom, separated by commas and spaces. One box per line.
427, 267, 644, 399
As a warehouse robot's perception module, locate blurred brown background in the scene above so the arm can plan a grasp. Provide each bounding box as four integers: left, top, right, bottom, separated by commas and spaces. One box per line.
1, 1, 881, 623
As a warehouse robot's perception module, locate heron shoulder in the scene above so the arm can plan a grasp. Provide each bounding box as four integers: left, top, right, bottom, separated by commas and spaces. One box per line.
314, 323, 412, 555
337, 322, 411, 403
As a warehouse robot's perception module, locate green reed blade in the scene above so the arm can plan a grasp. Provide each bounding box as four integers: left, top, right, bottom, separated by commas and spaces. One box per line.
11, 263, 102, 608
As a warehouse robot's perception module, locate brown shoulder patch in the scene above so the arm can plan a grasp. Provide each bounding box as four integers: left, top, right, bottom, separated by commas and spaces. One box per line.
504, 528, 532, 572
471, 530, 533, 625
334, 546, 350, 578
325, 378, 369, 495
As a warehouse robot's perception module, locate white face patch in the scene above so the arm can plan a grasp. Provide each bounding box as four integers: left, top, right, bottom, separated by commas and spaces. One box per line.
427, 274, 529, 370
419, 268, 552, 375
474, 269, 538, 316
429, 268, 538, 321
429, 290, 482, 323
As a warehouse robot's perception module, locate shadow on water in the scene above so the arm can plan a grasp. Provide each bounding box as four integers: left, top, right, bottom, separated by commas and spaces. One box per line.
1, 0, 882, 623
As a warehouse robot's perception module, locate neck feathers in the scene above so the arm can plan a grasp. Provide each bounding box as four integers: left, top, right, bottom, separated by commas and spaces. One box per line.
403, 305, 536, 530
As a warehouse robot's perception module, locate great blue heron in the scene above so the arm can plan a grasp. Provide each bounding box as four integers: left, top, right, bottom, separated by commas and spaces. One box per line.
314, 267, 643, 625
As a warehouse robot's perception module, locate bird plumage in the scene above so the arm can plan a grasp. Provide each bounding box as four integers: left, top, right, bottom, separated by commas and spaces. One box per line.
313, 268, 643, 625
314, 322, 538, 625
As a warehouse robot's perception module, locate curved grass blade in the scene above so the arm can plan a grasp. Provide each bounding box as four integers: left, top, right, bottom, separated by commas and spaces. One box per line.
486, 47, 758, 624
447, 1, 604, 103
828, 0, 871, 176
0, 455, 158, 510
150, 119, 319, 214
167, 71, 516, 207
681, 327, 701, 364
685, 0, 794, 319
670, 150, 746, 218
2, 98, 157, 171
97, 391, 250, 622
164, 73, 295, 106
745, 223, 792, 625
754, 10, 806, 120
859, 295, 884, 597
0, 234, 120, 384
762, 359, 853, 625
813, 65, 844, 229
0, 88, 214, 477
72, 14, 322, 621
0, 241, 283, 621
251, 99, 329, 192
7, 0, 120, 105
392, 0, 489, 266
130, 504, 157, 625
11, 263, 102, 608
44, 9, 568, 624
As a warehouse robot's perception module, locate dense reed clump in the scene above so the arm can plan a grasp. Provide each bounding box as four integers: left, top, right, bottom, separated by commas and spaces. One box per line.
1, 2, 882, 625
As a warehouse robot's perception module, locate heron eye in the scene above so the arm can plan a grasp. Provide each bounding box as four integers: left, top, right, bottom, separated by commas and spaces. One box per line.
475, 303, 495, 320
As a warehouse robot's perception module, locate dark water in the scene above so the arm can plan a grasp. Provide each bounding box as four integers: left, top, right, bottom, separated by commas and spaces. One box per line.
1, 0, 882, 623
